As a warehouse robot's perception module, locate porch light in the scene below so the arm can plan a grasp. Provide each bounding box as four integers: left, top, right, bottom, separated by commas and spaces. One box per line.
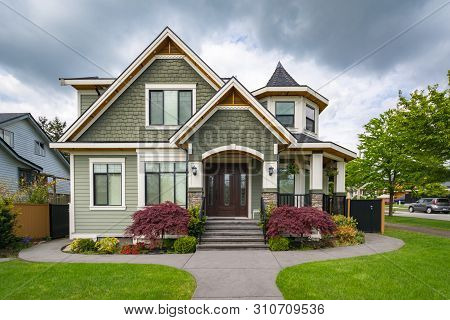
192, 165, 198, 176
268, 166, 274, 176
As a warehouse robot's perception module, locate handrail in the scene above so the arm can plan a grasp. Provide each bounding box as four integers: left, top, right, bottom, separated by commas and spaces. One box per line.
260, 197, 267, 244
278, 193, 311, 207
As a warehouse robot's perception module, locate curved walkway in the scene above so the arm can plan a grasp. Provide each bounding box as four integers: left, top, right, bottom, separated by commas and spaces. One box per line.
19, 234, 404, 299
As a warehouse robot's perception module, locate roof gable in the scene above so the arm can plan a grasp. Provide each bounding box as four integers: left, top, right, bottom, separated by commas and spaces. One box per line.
170, 77, 297, 145
59, 27, 224, 142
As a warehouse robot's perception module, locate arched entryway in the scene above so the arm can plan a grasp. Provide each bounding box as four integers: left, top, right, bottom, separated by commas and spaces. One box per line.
202, 145, 264, 218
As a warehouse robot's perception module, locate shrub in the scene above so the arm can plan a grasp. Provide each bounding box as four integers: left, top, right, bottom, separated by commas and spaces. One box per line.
355, 231, 365, 244
187, 205, 206, 238
0, 195, 18, 249
120, 243, 147, 255
267, 206, 336, 238
173, 236, 197, 253
95, 237, 119, 254
269, 236, 290, 251
332, 214, 358, 229
334, 225, 358, 245
126, 202, 189, 249
259, 202, 276, 228
70, 238, 96, 253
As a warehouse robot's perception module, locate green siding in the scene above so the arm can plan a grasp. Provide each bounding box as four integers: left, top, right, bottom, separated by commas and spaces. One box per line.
78, 59, 217, 142
80, 94, 99, 115
74, 155, 137, 234
188, 110, 278, 161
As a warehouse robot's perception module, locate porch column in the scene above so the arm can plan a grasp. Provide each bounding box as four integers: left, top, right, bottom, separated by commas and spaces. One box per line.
262, 161, 278, 207
335, 161, 346, 196
187, 161, 203, 207
310, 152, 323, 209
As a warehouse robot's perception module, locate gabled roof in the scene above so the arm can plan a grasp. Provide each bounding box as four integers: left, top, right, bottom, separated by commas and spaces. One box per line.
60, 77, 115, 90
170, 77, 297, 145
293, 132, 323, 143
59, 27, 225, 142
266, 62, 300, 87
0, 137, 42, 171
0, 113, 28, 124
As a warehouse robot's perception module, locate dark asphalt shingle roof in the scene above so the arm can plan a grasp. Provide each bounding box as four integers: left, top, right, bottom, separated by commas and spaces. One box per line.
0, 113, 27, 124
266, 62, 300, 87
293, 132, 323, 143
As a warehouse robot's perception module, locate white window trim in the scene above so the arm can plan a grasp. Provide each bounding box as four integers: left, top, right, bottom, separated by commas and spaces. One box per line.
89, 158, 126, 211
145, 83, 197, 129
305, 102, 318, 135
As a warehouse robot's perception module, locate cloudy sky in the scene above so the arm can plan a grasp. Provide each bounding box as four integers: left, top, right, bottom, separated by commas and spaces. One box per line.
0, 0, 449, 150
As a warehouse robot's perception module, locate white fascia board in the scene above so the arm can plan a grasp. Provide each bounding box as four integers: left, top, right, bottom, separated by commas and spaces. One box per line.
59, 28, 224, 143
60, 79, 115, 86
252, 86, 329, 105
50, 142, 175, 149
289, 142, 357, 159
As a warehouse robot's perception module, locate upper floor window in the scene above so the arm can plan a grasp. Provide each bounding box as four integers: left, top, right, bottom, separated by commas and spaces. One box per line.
0, 128, 14, 147
275, 101, 295, 127
34, 141, 45, 157
149, 90, 192, 126
306, 104, 315, 132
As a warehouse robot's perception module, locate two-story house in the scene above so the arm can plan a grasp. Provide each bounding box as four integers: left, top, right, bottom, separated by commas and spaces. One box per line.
0, 113, 70, 195
52, 27, 356, 240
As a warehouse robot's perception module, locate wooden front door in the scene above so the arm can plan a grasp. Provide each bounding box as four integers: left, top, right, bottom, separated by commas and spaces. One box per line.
205, 163, 248, 217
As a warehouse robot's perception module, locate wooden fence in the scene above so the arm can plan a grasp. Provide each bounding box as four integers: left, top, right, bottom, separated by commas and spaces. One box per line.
14, 204, 50, 239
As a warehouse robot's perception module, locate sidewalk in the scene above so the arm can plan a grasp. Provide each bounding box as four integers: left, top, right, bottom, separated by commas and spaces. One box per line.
385, 223, 450, 238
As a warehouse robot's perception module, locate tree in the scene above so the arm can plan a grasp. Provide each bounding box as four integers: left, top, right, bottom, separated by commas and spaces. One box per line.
38, 116, 66, 141
414, 183, 448, 198
347, 73, 450, 216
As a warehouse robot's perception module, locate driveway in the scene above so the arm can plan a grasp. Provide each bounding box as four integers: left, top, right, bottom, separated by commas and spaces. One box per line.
19, 234, 404, 300
391, 212, 450, 221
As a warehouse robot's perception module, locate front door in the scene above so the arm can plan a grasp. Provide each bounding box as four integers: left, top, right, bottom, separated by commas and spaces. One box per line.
205, 163, 248, 217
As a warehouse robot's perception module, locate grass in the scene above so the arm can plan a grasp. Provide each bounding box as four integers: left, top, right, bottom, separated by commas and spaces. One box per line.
385, 215, 450, 231
276, 229, 450, 299
0, 260, 196, 299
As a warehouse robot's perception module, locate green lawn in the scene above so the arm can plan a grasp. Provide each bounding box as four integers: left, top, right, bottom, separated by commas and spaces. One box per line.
385, 215, 450, 231
277, 229, 449, 299
0, 260, 196, 299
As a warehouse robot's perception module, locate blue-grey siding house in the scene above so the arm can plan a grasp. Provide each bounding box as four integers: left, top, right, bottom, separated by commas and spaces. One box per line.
0, 113, 70, 194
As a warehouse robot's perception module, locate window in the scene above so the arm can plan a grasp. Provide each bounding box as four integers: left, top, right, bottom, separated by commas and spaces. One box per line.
149, 90, 193, 125
0, 128, 14, 147
224, 174, 230, 206
260, 101, 268, 109
145, 162, 187, 207
279, 162, 295, 194
306, 104, 316, 132
240, 174, 246, 206
275, 101, 295, 127
304, 169, 310, 193
18, 168, 35, 186
93, 163, 123, 206
34, 141, 45, 156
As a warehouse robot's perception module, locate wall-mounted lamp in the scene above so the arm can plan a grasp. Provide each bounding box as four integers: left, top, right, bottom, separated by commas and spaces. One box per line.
192, 165, 198, 176
268, 166, 274, 176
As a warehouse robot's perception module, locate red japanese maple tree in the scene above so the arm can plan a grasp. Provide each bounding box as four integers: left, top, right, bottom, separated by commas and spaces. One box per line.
266, 206, 336, 238
126, 202, 189, 247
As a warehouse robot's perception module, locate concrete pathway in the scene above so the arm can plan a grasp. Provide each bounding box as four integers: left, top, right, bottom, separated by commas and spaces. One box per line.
19, 234, 404, 300
390, 212, 450, 221
0, 258, 13, 262
386, 223, 450, 238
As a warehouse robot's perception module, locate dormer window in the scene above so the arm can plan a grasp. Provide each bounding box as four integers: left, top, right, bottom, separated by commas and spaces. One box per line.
145, 84, 196, 127
0, 128, 14, 147
306, 104, 315, 132
275, 101, 295, 128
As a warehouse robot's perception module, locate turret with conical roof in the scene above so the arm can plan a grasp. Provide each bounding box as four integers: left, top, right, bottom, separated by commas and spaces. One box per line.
266, 62, 300, 87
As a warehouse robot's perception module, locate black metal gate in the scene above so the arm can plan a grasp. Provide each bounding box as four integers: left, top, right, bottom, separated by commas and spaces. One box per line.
349, 200, 382, 233
49, 204, 69, 238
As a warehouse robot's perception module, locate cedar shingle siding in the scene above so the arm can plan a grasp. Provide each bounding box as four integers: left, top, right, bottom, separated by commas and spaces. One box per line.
78, 59, 217, 142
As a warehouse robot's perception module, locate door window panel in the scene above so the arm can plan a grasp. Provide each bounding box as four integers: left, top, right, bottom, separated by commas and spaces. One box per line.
224, 174, 230, 206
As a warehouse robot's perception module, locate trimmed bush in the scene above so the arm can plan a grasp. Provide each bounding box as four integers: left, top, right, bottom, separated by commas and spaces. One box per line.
0, 196, 18, 249
95, 237, 119, 254
355, 231, 366, 244
187, 205, 206, 238
173, 236, 197, 254
126, 202, 189, 249
332, 214, 358, 229
267, 206, 336, 238
70, 238, 96, 253
269, 236, 290, 251
120, 243, 147, 255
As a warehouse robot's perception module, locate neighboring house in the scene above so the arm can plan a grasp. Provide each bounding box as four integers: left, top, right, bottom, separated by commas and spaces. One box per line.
52, 27, 356, 239
0, 113, 70, 195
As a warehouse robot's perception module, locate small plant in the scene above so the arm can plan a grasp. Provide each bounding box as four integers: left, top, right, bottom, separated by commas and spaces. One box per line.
332, 214, 358, 229
173, 236, 197, 254
120, 243, 147, 255
70, 238, 96, 253
334, 225, 358, 245
355, 231, 365, 244
259, 202, 276, 228
95, 237, 119, 254
269, 236, 290, 251
0, 195, 18, 249
187, 205, 206, 238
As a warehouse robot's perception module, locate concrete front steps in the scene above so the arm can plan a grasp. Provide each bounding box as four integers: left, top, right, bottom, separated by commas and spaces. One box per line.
197, 217, 268, 250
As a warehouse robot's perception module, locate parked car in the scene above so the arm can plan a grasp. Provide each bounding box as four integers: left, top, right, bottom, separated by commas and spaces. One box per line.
408, 198, 450, 214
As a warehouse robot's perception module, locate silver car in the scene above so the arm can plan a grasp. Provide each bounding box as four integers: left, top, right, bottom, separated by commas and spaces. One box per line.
409, 198, 450, 214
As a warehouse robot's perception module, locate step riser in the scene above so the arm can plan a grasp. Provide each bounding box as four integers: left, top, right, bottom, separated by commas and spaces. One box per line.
198, 247, 268, 251
201, 239, 265, 243
205, 226, 261, 231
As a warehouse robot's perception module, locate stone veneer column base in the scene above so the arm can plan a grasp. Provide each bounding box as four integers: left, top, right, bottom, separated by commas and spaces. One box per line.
188, 189, 203, 208
310, 191, 323, 210
261, 190, 277, 208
